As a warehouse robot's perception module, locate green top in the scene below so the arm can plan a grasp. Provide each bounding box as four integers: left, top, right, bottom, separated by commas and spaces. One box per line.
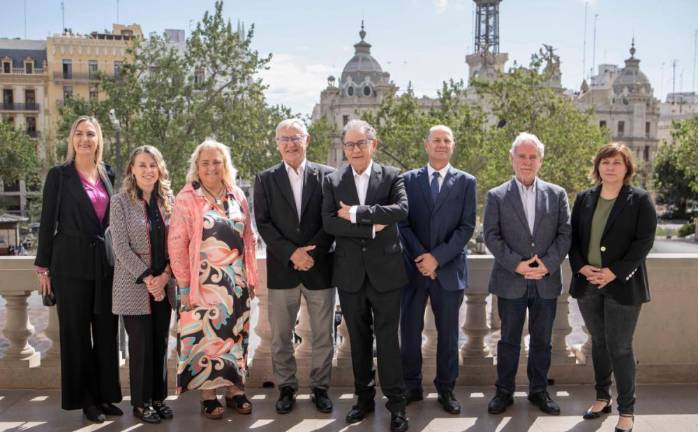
587, 196, 616, 267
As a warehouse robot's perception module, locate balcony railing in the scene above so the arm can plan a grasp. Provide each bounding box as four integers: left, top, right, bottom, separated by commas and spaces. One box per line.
1, 254, 697, 389
0, 103, 40, 111
52, 72, 98, 82
1, 67, 46, 75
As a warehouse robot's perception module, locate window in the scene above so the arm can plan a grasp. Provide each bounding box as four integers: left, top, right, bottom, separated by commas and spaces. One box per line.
113, 61, 123, 79
25, 61, 33, 74
63, 85, 73, 100
599, 120, 607, 129
617, 121, 625, 137
2, 61, 10, 73
25, 89, 36, 109
3, 88, 13, 108
26, 117, 37, 137
347, 86, 354, 96
342, 115, 349, 126
645, 121, 651, 138
644, 145, 650, 162
89, 85, 98, 101
194, 67, 205, 85
62, 59, 72, 79
88, 60, 98, 80
363, 86, 371, 96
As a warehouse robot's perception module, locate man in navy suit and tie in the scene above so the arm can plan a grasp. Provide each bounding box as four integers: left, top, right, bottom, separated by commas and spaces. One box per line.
483, 132, 571, 416
399, 125, 477, 414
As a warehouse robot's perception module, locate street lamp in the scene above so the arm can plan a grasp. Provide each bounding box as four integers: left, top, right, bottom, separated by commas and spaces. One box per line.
108, 109, 122, 188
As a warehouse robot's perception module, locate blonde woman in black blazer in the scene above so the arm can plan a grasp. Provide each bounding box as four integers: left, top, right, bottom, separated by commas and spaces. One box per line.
111, 146, 175, 424
569, 143, 657, 432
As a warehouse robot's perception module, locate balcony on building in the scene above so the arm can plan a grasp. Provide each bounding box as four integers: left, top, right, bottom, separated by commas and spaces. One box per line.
0, 102, 40, 112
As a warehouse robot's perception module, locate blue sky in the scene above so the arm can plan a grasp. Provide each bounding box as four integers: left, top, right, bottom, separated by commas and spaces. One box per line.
2, 0, 697, 115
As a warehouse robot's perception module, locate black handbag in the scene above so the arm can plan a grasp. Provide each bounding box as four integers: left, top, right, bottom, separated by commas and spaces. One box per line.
42, 291, 56, 306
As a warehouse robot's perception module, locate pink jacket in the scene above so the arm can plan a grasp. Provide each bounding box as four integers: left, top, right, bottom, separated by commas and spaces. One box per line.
168, 182, 257, 306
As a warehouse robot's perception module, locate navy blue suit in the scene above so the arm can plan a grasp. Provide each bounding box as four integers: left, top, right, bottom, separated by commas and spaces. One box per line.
398, 165, 476, 393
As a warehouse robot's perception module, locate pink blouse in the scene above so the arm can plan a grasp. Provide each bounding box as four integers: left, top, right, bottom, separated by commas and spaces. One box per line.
77, 171, 109, 222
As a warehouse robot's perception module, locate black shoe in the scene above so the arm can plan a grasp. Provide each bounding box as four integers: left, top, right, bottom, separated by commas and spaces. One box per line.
405, 388, 423, 405
152, 400, 174, 419
133, 405, 161, 424
345, 401, 375, 424
311, 387, 333, 413
83, 405, 106, 423
583, 399, 612, 420
615, 414, 634, 432
390, 409, 409, 432
527, 391, 560, 415
437, 390, 461, 414
275, 386, 296, 414
487, 391, 513, 414
100, 402, 123, 416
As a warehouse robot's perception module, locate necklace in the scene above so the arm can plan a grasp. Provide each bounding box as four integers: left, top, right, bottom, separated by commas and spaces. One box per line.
201, 183, 225, 205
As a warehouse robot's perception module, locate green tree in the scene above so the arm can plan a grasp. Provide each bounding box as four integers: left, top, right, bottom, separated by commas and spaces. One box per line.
306, 117, 336, 165
672, 114, 698, 192
653, 143, 698, 216
0, 122, 40, 183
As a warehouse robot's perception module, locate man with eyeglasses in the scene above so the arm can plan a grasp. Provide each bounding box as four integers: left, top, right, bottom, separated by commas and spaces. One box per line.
322, 119, 409, 432
398, 125, 476, 415
254, 119, 336, 415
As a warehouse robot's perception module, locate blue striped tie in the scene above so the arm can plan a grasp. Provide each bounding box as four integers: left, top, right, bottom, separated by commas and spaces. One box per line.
430, 172, 440, 202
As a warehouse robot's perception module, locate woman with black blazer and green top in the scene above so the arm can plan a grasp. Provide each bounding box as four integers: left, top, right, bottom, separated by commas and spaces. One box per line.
569, 143, 657, 432
35, 116, 122, 423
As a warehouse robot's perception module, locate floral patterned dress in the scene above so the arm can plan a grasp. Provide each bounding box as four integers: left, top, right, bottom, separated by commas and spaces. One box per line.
176, 199, 251, 393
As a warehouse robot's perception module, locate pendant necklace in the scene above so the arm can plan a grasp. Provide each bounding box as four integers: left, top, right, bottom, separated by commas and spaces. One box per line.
201, 183, 225, 206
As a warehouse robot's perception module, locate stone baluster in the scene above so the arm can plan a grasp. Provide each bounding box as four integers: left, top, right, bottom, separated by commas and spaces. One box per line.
489, 294, 501, 330
551, 293, 575, 364
422, 300, 437, 360
294, 296, 313, 359
461, 293, 492, 364
41, 306, 61, 366
519, 315, 529, 365
579, 323, 593, 365
248, 258, 274, 385
0, 291, 40, 368
334, 317, 352, 368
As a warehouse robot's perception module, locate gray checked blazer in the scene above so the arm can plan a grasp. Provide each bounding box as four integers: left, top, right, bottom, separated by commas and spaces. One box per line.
111, 191, 175, 315
483, 177, 571, 300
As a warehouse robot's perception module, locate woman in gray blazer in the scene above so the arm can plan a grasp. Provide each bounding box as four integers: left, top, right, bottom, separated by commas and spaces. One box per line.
111, 146, 175, 424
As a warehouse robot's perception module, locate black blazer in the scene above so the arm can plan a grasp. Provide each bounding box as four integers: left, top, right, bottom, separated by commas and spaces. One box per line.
253, 161, 335, 290
35, 162, 115, 281
322, 162, 409, 293
569, 184, 657, 305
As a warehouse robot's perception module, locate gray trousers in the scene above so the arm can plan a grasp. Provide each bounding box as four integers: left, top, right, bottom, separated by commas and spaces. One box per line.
268, 284, 336, 390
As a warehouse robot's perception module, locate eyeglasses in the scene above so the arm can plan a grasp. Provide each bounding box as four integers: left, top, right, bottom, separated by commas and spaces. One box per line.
276, 135, 306, 144
343, 139, 369, 151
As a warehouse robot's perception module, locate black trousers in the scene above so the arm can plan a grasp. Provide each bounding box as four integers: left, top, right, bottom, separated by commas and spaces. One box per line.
577, 287, 642, 414
53, 276, 122, 410
338, 277, 406, 413
122, 297, 172, 407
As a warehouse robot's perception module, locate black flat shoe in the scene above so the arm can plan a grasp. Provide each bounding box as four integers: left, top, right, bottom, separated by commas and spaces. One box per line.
437, 390, 461, 415
488, 391, 514, 414
527, 391, 560, 416
583, 399, 612, 420
345, 401, 375, 424
83, 405, 106, 423
390, 409, 409, 432
152, 400, 174, 419
311, 387, 333, 413
615, 414, 634, 432
133, 405, 161, 424
100, 402, 123, 416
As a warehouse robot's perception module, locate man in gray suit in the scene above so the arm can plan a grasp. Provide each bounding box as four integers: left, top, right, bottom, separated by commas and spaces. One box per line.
483, 132, 571, 416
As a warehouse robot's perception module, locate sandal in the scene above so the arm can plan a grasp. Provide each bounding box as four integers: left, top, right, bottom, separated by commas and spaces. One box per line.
133, 405, 161, 424
225, 394, 253, 414
201, 398, 224, 419
152, 400, 174, 419
583, 399, 612, 420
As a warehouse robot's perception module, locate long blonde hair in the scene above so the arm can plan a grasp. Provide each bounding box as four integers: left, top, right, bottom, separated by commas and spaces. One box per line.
121, 145, 173, 215
185, 139, 237, 188
64, 116, 106, 178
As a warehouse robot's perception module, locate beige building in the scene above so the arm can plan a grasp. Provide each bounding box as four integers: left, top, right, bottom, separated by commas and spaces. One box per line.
658, 92, 698, 146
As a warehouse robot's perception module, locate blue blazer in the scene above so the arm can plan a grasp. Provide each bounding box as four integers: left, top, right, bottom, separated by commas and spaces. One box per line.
399, 166, 477, 291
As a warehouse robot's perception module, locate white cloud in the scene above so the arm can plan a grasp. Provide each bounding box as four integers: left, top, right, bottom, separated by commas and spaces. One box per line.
260, 53, 335, 116
433, 0, 449, 14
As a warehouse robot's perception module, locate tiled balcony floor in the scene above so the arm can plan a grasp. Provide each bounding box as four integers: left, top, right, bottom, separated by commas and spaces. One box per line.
0, 384, 696, 431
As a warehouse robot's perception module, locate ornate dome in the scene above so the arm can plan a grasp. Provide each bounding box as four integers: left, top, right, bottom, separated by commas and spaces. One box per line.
340, 22, 387, 89
612, 41, 652, 97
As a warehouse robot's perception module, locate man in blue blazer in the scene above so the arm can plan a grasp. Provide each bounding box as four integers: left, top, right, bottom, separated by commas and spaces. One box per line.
483, 132, 571, 416
399, 125, 477, 414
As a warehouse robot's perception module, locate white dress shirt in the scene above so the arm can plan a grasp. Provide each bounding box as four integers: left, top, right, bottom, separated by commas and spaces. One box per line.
284, 159, 306, 220
514, 176, 537, 234
427, 163, 450, 192
349, 160, 373, 223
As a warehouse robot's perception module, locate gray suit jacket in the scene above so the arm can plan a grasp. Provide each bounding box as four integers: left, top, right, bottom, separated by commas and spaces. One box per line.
483, 177, 571, 299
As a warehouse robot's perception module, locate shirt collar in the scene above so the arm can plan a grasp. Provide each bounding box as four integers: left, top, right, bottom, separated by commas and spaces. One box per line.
284, 159, 307, 176
514, 176, 537, 193
352, 159, 373, 178
427, 163, 450, 179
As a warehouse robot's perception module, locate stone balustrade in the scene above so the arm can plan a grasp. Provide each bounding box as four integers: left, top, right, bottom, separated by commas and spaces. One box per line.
1, 254, 698, 389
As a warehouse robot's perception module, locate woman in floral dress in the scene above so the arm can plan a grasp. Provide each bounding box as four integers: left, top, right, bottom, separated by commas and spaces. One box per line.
169, 139, 257, 419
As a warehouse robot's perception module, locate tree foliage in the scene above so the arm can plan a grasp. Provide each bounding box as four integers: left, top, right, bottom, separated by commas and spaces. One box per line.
653, 143, 697, 215
671, 114, 698, 192
0, 122, 40, 183
307, 117, 335, 165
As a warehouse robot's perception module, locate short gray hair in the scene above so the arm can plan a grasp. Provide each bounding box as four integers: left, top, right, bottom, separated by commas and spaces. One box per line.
275, 118, 308, 136
341, 119, 377, 142
510, 132, 545, 158
427, 124, 454, 141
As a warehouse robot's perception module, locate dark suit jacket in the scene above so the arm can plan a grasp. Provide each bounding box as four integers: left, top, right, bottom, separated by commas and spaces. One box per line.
254, 161, 335, 290
483, 178, 571, 300
399, 166, 477, 291
569, 184, 657, 305
322, 162, 408, 293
